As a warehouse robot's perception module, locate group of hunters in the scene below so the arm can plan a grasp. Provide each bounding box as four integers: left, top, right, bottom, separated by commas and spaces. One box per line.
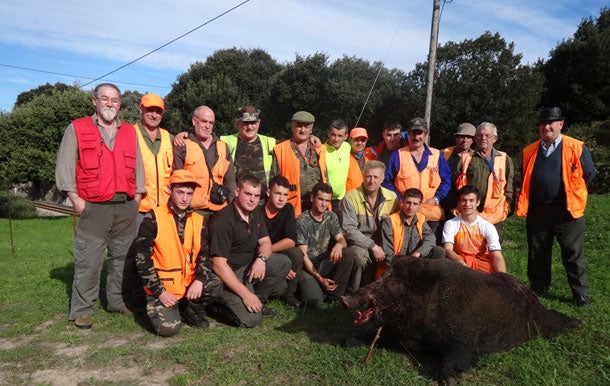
55, 82, 596, 336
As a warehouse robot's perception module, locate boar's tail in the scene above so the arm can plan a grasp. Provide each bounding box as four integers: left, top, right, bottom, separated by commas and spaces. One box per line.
539, 309, 583, 339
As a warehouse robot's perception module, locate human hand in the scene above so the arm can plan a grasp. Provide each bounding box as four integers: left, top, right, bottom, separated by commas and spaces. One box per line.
159, 291, 179, 308
185, 280, 203, 300
371, 245, 385, 262
247, 258, 267, 282
330, 245, 343, 263
310, 135, 322, 149
242, 291, 263, 313
69, 194, 86, 215
320, 277, 337, 291
285, 269, 296, 281
424, 197, 439, 206
173, 132, 189, 146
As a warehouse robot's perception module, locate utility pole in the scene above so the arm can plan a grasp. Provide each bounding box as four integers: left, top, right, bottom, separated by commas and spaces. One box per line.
424, 0, 441, 144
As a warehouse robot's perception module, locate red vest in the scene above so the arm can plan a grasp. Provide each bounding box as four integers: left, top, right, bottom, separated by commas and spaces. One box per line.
73, 116, 137, 202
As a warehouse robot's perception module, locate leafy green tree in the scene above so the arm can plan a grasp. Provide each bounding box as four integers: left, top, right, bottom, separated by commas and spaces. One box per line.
541, 7, 610, 123
325, 56, 410, 144
404, 32, 544, 155
264, 53, 410, 143
164, 48, 282, 136
0, 88, 91, 197
265, 52, 332, 140
118, 89, 144, 125
15, 82, 80, 108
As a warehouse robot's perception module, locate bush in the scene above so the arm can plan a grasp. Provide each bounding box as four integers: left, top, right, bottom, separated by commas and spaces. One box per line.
0, 193, 38, 219
567, 120, 610, 194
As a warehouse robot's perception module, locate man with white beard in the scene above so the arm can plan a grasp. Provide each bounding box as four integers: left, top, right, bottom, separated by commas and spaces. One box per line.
56, 83, 146, 329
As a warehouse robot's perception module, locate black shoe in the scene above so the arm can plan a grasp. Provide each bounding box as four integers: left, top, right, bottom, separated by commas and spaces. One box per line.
575, 295, 591, 307
530, 283, 549, 295
282, 294, 302, 308
185, 312, 210, 329
261, 306, 277, 318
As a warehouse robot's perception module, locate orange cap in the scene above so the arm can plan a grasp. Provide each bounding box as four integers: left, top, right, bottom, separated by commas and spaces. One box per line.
169, 170, 201, 187
140, 93, 165, 112
349, 127, 369, 139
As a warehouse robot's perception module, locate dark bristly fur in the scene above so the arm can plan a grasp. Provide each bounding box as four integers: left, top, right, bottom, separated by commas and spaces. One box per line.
340, 257, 582, 385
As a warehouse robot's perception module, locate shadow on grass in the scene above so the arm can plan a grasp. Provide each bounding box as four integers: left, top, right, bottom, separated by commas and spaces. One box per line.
275, 303, 446, 383
49, 260, 152, 331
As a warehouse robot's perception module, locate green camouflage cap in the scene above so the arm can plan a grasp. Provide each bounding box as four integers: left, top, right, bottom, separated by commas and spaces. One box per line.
236, 106, 260, 122
291, 111, 315, 123
408, 117, 428, 132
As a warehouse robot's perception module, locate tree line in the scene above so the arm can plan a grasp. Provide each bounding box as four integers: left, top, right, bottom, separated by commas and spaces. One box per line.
0, 8, 608, 198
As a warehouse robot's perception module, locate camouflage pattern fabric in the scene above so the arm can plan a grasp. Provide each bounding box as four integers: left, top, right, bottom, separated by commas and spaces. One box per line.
234, 137, 268, 194
296, 210, 341, 259
146, 274, 222, 337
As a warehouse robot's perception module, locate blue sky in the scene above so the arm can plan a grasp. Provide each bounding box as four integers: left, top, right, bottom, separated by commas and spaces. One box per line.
0, 0, 606, 112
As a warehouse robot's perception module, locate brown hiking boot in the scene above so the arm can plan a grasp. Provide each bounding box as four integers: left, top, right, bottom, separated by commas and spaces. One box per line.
74, 315, 93, 329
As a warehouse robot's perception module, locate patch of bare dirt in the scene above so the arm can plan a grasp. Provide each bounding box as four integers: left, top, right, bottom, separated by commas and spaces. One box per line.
0, 337, 19, 350
29, 366, 180, 385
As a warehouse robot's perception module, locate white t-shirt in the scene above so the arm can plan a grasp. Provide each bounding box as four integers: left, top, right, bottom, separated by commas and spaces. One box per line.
442, 214, 501, 252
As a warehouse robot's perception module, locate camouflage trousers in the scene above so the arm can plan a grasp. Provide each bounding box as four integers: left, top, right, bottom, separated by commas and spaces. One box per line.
146, 276, 222, 337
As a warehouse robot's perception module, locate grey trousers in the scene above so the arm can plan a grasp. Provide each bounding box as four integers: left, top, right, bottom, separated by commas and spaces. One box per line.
69, 199, 138, 320
214, 253, 291, 327
297, 251, 355, 307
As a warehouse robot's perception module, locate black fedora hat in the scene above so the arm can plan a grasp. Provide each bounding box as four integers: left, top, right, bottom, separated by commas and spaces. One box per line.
538, 107, 565, 124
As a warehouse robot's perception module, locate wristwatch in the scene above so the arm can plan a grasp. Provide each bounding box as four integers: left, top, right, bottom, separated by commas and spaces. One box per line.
258, 255, 268, 263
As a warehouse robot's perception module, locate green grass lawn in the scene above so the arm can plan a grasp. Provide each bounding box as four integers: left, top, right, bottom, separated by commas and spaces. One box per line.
1, 196, 609, 385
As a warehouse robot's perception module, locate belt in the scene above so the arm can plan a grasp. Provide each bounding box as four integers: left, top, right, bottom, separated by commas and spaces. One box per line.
100, 193, 132, 204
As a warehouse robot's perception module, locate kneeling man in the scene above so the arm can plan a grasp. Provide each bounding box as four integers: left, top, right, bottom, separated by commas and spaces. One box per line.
134, 170, 222, 336
209, 174, 291, 327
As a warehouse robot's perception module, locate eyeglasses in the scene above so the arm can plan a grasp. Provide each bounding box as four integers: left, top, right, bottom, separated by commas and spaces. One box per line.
95, 96, 121, 105
351, 137, 367, 143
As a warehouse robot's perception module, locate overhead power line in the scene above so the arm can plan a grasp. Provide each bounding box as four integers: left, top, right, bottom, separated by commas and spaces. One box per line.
81, 0, 251, 88
354, 9, 406, 128
0, 63, 170, 89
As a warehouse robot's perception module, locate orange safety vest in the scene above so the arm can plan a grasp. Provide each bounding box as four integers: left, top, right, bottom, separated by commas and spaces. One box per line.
135, 126, 173, 212
144, 206, 204, 298
183, 139, 231, 211
456, 151, 508, 224
273, 140, 328, 217
441, 146, 455, 161
73, 116, 137, 202
346, 155, 363, 192
376, 211, 425, 279
345, 150, 377, 192
516, 136, 587, 218
394, 147, 444, 221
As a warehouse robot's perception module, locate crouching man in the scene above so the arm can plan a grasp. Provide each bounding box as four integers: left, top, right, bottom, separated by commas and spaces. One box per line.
442, 185, 506, 273
134, 170, 222, 336
380, 188, 445, 277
